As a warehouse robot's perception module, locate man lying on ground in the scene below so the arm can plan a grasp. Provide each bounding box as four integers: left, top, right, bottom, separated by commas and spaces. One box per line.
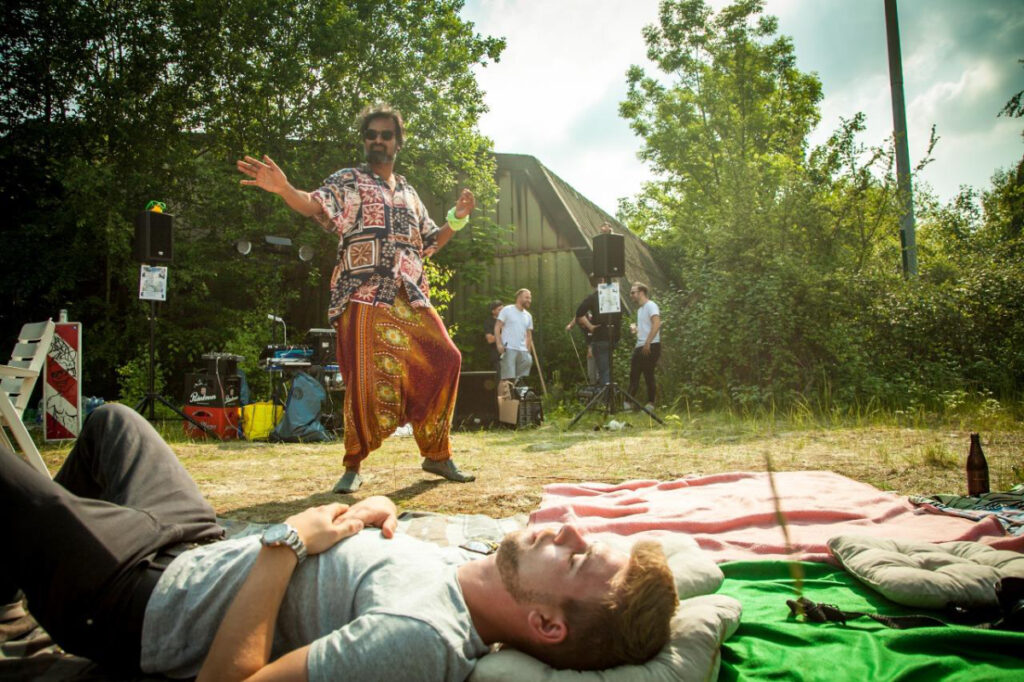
2, 404, 678, 681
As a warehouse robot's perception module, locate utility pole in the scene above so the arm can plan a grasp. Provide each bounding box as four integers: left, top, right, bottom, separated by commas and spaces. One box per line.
884, 0, 918, 277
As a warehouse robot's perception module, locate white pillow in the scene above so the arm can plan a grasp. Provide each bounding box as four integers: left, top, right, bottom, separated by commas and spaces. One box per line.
828, 534, 1024, 609
469, 594, 742, 682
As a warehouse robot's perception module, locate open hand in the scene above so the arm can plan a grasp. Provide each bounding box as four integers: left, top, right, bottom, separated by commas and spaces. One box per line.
237, 155, 289, 194
286, 503, 362, 556
453, 188, 475, 219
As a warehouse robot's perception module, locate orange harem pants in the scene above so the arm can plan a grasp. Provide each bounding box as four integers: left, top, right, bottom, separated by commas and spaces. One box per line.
333, 292, 461, 470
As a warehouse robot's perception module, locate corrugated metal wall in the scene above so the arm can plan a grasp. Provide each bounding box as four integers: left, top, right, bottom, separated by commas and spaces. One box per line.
452, 168, 592, 327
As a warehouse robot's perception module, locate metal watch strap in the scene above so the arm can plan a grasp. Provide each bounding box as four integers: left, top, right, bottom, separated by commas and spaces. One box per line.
262, 523, 307, 563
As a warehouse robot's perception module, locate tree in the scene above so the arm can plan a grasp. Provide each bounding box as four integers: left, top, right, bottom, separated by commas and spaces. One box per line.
620, 0, 822, 249
1, 0, 504, 400
618, 0, 854, 405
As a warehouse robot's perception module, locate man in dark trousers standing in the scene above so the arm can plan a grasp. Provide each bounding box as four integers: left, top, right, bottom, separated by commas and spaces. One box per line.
627, 282, 662, 410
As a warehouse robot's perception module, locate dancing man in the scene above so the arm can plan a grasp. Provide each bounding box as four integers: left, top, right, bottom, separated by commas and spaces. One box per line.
238, 104, 474, 493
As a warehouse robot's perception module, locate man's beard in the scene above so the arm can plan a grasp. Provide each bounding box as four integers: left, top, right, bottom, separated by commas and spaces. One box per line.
496, 531, 549, 605
365, 147, 394, 164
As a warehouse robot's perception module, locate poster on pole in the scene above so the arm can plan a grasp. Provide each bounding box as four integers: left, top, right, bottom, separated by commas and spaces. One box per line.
597, 281, 621, 314
139, 265, 168, 301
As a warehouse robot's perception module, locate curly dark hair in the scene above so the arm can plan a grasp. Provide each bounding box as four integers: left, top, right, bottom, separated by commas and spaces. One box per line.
358, 103, 405, 148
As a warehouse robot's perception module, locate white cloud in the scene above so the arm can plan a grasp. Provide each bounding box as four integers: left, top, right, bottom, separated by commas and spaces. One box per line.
466, 0, 658, 151
462, 0, 1024, 214
544, 145, 650, 216
919, 116, 1022, 200
912, 63, 998, 117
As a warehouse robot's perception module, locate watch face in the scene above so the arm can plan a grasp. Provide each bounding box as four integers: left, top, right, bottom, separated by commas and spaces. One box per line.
263, 524, 290, 544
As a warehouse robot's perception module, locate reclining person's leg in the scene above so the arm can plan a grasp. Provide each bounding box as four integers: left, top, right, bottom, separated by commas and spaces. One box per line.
1, 404, 222, 671
56, 403, 222, 542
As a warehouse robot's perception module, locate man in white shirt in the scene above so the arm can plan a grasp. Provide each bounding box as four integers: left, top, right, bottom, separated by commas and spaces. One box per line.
494, 288, 534, 382
628, 282, 662, 409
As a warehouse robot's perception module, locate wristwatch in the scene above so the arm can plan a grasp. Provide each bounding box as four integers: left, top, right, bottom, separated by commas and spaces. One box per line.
260, 523, 307, 563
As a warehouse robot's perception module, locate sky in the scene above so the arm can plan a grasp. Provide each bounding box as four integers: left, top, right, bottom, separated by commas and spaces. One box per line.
460, 0, 1024, 216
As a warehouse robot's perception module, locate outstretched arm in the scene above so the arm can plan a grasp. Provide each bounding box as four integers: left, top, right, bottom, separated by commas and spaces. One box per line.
237, 155, 323, 218
431, 188, 475, 252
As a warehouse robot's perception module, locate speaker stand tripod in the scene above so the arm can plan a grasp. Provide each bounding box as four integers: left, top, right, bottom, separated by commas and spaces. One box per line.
568, 322, 663, 427
134, 300, 221, 440
569, 380, 663, 427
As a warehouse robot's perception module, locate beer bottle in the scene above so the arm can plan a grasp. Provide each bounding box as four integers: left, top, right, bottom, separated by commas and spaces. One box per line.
966, 433, 990, 496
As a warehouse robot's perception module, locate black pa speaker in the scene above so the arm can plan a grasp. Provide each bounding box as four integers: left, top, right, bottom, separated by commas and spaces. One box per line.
454, 370, 499, 428
592, 233, 625, 278
134, 210, 174, 263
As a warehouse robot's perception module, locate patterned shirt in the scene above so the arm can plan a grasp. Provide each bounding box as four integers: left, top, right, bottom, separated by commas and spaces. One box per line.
310, 165, 441, 322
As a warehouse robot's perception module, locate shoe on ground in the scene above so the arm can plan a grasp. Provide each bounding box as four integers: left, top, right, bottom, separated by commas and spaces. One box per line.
644, 403, 656, 412
422, 458, 476, 483
622, 401, 633, 411
332, 470, 363, 494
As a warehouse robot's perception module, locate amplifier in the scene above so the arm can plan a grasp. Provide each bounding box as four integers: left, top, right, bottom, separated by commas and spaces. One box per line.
184, 372, 241, 408
201, 352, 243, 377
453, 371, 499, 429
306, 328, 337, 366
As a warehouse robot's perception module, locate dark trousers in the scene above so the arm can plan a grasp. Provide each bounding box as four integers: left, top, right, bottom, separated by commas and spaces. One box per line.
0, 404, 223, 672
591, 340, 614, 385
628, 343, 661, 404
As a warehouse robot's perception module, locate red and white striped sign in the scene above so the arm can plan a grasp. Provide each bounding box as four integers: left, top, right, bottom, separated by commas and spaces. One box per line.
44, 322, 82, 441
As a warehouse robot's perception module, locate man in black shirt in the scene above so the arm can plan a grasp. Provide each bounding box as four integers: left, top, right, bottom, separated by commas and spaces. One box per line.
574, 279, 621, 386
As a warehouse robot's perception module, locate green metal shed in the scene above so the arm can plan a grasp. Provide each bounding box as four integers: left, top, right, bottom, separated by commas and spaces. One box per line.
449, 152, 669, 323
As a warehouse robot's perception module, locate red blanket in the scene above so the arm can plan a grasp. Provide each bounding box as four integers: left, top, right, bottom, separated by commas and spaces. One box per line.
530, 471, 1024, 563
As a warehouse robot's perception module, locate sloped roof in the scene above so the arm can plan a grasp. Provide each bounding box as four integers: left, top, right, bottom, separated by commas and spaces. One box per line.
494, 153, 669, 294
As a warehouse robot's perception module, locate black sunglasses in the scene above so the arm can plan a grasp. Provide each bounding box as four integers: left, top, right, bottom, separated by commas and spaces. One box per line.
364, 129, 396, 141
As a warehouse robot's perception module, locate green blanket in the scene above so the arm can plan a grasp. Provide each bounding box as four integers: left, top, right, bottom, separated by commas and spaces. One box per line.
717, 561, 1024, 681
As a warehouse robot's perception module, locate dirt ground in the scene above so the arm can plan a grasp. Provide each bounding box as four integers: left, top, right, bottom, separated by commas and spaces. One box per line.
39, 413, 1024, 522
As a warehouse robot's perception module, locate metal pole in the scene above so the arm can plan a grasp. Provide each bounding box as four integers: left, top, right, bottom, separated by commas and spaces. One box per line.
148, 299, 156, 420
884, 0, 918, 277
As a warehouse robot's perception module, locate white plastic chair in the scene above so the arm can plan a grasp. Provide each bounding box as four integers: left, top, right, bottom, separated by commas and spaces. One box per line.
0, 320, 55, 477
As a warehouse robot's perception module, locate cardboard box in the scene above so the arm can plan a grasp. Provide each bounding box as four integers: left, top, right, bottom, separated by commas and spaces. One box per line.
498, 396, 519, 425
184, 372, 241, 408
498, 395, 543, 428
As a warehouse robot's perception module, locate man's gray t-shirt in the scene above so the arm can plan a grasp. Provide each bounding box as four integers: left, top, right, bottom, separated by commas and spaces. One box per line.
140, 530, 488, 681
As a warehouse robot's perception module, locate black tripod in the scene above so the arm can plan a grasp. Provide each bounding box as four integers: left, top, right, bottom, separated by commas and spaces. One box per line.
569, 345, 663, 427
134, 299, 218, 438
